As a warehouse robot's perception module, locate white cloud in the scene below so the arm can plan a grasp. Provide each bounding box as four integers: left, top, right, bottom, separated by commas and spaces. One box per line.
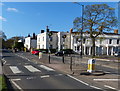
7, 8, 18, 12
0, 16, 7, 21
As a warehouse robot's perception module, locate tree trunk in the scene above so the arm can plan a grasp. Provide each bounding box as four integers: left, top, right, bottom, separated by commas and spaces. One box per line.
92, 38, 95, 57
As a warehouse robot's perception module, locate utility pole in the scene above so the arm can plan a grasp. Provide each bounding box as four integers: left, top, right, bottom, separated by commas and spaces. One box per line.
47, 26, 52, 64
73, 2, 84, 59
62, 35, 66, 63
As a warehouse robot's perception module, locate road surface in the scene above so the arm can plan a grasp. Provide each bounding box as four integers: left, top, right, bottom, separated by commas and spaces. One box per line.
2, 50, 101, 90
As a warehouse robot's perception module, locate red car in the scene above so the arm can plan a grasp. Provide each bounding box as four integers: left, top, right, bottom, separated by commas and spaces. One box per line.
31, 50, 40, 55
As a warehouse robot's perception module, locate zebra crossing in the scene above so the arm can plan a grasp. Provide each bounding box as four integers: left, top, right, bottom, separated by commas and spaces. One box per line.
9, 66, 22, 74
9, 65, 55, 74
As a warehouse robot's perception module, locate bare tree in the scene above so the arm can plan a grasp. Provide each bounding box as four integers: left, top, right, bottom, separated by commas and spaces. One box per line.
73, 4, 117, 57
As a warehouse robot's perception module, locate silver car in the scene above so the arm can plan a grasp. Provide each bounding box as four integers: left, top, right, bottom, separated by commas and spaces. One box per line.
114, 51, 120, 57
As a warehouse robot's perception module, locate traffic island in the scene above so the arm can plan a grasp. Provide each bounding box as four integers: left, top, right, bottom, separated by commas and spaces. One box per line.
79, 59, 105, 76
80, 70, 105, 76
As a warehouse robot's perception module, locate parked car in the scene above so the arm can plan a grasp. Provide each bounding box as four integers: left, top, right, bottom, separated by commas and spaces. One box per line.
55, 51, 64, 56
55, 50, 76, 56
31, 50, 41, 55
114, 51, 120, 57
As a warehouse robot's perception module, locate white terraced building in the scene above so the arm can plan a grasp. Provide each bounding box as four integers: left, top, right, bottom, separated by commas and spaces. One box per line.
37, 27, 120, 56
37, 27, 58, 49
71, 29, 120, 56
24, 33, 37, 50
37, 27, 69, 51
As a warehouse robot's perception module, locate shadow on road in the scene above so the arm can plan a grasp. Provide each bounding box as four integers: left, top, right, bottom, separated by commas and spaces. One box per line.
4, 75, 15, 91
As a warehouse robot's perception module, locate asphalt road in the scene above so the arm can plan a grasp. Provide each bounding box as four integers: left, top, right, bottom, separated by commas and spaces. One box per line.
2, 50, 101, 90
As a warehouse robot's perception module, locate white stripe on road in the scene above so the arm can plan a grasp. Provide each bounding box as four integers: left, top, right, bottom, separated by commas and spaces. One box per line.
10, 79, 23, 90
12, 79, 21, 81
90, 85, 102, 90
24, 65, 41, 72
41, 75, 50, 78
15, 54, 31, 62
2, 58, 6, 64
93, 79, 120, 81
10, 66, 22, 74
67, 74, 102, 90
67, 74, 89, 86
39, 65, 55, 71
104, 85, 117, 90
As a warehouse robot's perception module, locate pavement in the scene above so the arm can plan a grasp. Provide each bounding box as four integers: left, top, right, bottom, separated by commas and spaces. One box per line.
14, 52, 120, 90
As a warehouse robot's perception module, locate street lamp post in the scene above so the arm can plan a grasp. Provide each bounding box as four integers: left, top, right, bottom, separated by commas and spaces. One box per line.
62, 35, 66, 64
74, 2, 84, 58
47, 27, 52, 64
48, 36, 50, 64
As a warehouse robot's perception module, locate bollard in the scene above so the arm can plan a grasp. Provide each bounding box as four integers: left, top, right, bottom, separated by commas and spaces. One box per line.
62, 56, 64, 64
70, 56, 72, 71
48, 53, 50, 64
87, 59, 95, 73
24, 48, 26, 52
39, 52, 42, 59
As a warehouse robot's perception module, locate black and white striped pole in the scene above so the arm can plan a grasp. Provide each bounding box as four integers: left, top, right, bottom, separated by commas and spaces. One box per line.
48, 31, 52, 64
62, 35, 66, 64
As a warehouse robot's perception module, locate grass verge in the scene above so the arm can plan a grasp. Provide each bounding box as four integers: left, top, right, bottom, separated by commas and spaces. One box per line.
0, 75, 7, 91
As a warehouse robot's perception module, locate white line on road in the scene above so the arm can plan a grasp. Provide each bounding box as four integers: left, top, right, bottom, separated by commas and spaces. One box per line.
93, 79, 120, 81
10, 79, 23, 91
12, 79, 21, 81
24, 65, 41, 72
10, 66, 22, 74
15, 54, 30, 61
67, 74, 89, 86
55, 74, 63, 76
67, 74, 103, 90
26, 77, 36, 80
90, 85, 103, 90
40, 75, 50, 78
104, 85, 117, 90
2, 58, 6, 64
39, 65, 55, 71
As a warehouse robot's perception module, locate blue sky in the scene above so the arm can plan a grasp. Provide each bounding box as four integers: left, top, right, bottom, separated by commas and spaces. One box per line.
0, 2, 119, 39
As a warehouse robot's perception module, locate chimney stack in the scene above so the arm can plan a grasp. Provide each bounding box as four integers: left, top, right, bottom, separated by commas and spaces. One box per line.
28, 34, 30, 37
46, 26, 49, 32
41, 30, 44, 33
114, 29, 118, 34
33, 33, 35, 39
70, 28, 73, 33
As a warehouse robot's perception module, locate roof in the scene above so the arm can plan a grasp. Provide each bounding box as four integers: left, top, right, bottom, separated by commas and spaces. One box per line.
71, 31, 120, 35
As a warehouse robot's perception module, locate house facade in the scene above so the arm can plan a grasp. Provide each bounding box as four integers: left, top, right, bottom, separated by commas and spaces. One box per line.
36, 27, 120, 56
71, 29, 120, 56
24, 33, 37, 50
37, 27, 58, 50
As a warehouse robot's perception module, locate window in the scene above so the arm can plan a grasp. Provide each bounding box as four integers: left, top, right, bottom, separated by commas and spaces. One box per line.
63, 38, 65, 42
50, 45, 52, 49
61, 45, 63, 50
76, 38, 78, 43
43, 37, 44, 41
50, 37, 52, 41
42, 45, 44, 49
109, 39, 112, 44
77, 46, 79, 51
38, 38, 40, 42
83, 38, 86, 44
117, 39, 119, 44
75, 46, 76, 51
